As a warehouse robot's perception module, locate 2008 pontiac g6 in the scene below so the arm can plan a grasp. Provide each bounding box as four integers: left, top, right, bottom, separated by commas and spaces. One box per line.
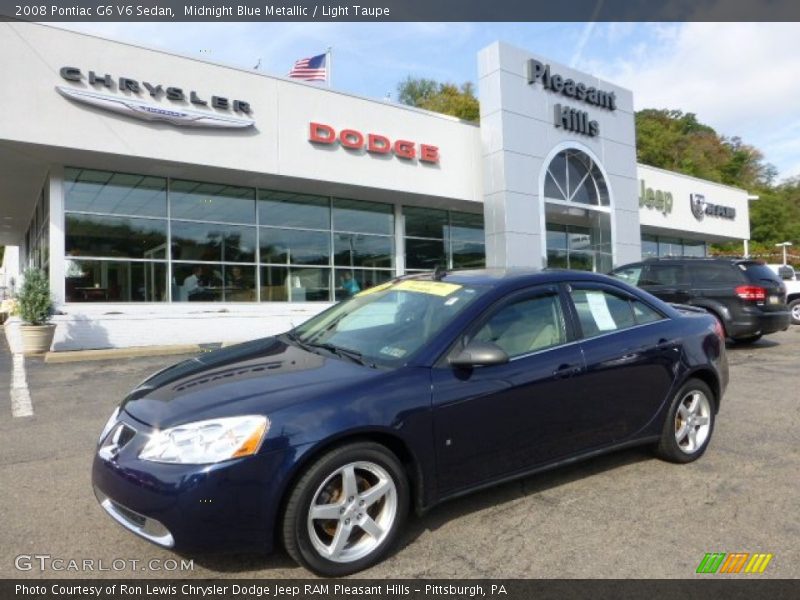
93, 269, 728, 575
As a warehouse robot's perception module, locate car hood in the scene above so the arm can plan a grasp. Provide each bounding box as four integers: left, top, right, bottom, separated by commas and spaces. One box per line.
121, 336, 382, 429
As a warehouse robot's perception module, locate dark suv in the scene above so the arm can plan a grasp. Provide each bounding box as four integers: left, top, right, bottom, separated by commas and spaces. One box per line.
610, 257, 790, 343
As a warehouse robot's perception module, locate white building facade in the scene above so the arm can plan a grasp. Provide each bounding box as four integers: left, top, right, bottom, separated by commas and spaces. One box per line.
0, 24, 752, 352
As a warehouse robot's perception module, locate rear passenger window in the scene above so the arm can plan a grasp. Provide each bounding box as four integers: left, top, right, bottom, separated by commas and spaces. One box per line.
631, 299, 664, 324
689, 264, 744, 285
570, 289, 636, 337
641, 264, 687, 286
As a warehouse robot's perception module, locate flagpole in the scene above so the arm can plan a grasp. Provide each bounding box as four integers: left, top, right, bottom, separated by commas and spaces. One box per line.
326, 46, 332, 88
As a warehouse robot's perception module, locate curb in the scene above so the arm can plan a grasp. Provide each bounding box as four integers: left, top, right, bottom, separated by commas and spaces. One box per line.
44, 344, 211, 363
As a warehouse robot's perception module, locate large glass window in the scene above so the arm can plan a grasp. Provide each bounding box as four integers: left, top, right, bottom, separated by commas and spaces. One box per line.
333, 198, 393, 235
258, 190, 330, 229
544, 150, 609, 206
25, 187, 50, 274
544, 149, 612, 273
260, 266, 331, 302
65, 168, 167, 217
404, 208, 485, 272
450, 212, 486, 269
641, 233, 707, 258
65, 169, 169, 303
65, 259, 167, 302
257, 190, 334, 302
169, 180, 255, 224
171, 221, 256, 263
66, 214, 167, 259
641, 234, 659, 258
172, 263, 256, 302
166, 179, 258, 303
331, 198, 395, 300
546, 218, 612, 273
61, 168, 485, 303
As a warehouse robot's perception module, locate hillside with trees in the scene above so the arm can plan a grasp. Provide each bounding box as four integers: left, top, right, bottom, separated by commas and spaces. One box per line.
397, 78, 800, 264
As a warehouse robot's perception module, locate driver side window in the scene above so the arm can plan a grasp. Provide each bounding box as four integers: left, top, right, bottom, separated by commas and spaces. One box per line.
472, 294, 567, 358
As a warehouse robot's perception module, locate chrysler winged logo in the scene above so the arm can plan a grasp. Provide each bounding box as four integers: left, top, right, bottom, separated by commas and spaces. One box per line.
690, 193, 736, 221
690, 193, 706, 221
56, 86, 255, 129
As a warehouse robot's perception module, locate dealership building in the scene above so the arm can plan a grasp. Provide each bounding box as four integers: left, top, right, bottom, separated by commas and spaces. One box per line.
0, 23, 752, 352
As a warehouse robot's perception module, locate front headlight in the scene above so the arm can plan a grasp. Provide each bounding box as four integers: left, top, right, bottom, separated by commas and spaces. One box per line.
138, 415, 269, 465
98, 407, 120, 444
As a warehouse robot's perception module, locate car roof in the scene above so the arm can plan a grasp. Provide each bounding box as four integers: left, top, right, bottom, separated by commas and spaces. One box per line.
403, 268, 616, 288
639, 256, 759, 265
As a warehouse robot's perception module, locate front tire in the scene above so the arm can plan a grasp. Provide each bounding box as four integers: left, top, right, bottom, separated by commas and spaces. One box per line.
281, 442, 409, 576
656, 379, 715, 463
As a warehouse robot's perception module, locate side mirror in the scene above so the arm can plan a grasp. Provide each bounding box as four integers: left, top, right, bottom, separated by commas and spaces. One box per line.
449, 341, 509, 368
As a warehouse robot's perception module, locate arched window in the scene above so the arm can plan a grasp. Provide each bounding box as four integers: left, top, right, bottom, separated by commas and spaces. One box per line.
544, 149, 609, 206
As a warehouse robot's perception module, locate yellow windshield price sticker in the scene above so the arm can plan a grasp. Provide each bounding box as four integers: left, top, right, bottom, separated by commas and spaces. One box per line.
394, 280, 462, 296
355, 282, 394, 297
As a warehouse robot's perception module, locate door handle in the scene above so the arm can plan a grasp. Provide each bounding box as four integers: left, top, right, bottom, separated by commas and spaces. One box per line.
553, 363, 582, 378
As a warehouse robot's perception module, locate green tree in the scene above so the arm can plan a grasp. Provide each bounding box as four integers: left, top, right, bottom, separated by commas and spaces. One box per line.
634, 109, 773, 190
397, 77, 480, 122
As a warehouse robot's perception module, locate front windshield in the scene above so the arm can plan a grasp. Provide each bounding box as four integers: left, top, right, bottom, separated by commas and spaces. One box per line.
290, 279, 488, 368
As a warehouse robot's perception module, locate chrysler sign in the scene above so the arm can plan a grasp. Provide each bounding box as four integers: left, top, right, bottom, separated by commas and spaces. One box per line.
57, 67, 254, 129
690, 193, 736, 221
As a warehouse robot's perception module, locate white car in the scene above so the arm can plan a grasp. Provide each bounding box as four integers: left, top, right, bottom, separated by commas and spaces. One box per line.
767, 264, 800, 325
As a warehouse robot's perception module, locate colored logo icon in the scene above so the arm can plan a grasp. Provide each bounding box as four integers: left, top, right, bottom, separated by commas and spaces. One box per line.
696, 552, 774, 574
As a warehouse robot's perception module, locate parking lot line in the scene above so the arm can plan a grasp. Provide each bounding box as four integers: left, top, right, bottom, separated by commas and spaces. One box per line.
10, 353, 33, 418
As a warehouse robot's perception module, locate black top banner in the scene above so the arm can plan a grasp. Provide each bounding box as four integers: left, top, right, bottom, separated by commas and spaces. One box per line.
1, 0, 800, 22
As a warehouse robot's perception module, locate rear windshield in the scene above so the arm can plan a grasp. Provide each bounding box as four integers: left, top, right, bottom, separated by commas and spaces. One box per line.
739, 263, 782, 284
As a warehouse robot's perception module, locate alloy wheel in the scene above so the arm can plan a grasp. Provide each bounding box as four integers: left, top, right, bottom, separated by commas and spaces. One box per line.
674, 390, 712, 454
306, 461, 397, 563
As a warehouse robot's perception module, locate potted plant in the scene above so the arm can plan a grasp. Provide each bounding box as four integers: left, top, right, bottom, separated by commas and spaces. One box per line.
15, 268, 55, 354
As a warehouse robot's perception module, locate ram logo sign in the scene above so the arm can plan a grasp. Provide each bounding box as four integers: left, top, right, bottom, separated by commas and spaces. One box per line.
696, 552, 774, 574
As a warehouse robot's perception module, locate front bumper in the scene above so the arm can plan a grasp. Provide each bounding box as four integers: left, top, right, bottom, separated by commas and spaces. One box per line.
91, 413, 294, 553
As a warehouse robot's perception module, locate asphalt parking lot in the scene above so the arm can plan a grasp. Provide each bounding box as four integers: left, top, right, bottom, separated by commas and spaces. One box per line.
1, 328, 798, 579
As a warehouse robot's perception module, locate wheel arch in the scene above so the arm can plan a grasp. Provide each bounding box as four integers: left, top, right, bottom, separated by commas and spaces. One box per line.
683, 368, 721, 413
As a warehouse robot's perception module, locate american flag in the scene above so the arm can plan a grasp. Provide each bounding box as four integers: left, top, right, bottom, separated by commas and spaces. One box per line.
288, 53, 327, 82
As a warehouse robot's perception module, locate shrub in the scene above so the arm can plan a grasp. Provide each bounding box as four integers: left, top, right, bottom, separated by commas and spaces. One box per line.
15, 268, 53, 325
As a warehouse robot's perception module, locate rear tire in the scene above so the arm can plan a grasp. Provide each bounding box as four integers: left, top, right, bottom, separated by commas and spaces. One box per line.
789, 298, 800, 326
281, 442, 409, 576
656, 378, 715, 464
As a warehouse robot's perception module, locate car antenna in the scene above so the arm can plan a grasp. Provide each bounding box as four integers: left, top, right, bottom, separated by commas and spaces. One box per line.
433, 264, 447, 281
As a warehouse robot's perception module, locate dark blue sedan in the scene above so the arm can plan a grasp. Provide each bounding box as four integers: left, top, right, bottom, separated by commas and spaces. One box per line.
92, 269, 728, 575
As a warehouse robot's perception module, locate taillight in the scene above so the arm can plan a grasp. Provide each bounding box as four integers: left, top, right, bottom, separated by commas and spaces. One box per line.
735, 285, 766, 301
712, 318, 725, 341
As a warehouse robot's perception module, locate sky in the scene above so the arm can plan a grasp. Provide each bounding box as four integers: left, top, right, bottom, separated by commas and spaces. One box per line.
53, 21, 800, 182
